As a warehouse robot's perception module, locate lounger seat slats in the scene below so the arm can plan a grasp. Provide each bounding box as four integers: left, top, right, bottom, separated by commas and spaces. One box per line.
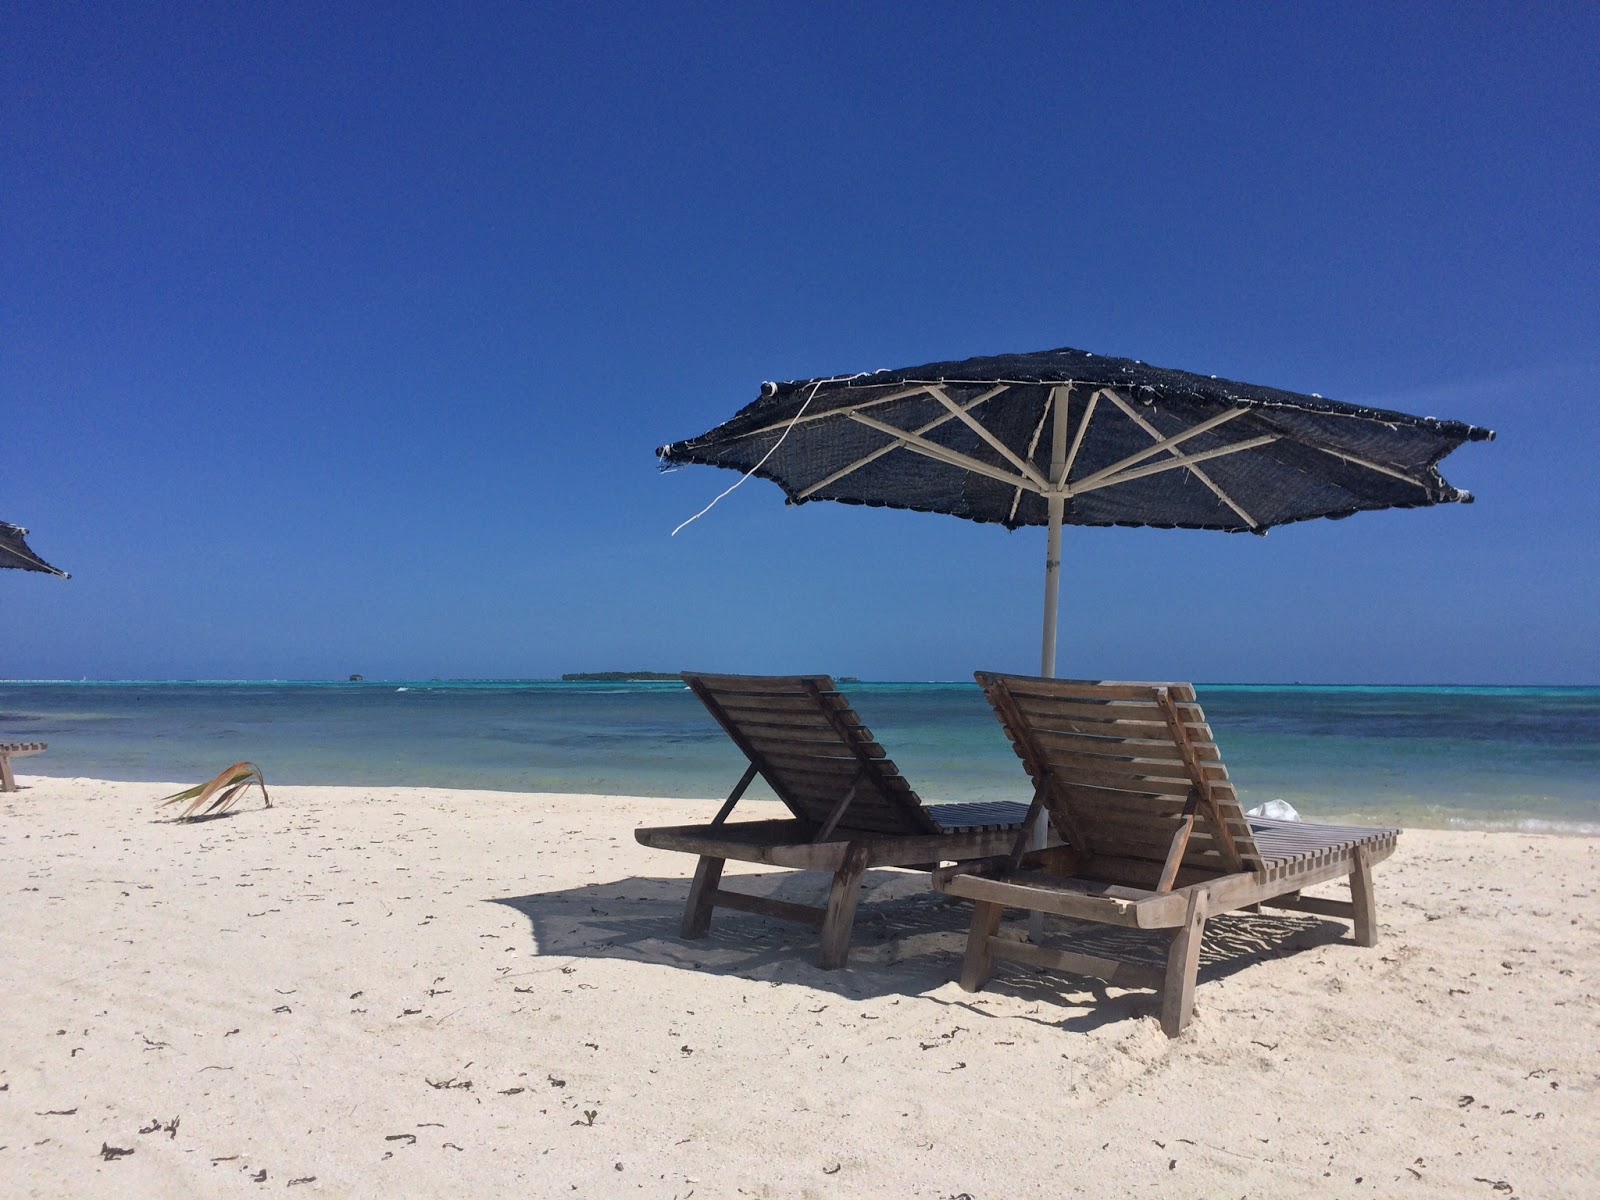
1023, 726, 1192, 763
739, 728, 889, 758
997, 679, 1190, 703
636, 673, 1033, 968
705, 691, 857, 718
1250, 818, 1399, 882
1052, 785, 1232, 818
936, 673, 1400, 1037
923, 801, 1036, 832
751, 758, 877, 790
1044, 768, 1219, 803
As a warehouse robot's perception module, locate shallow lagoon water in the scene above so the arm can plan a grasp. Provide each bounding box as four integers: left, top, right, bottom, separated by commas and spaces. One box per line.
1, 680, 1595, 832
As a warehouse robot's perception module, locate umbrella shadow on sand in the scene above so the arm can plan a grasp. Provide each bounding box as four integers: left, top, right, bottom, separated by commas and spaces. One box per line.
487, 866, 1349, 1026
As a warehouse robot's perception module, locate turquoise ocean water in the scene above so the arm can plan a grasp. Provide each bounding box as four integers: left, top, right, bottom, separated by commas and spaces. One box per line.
1, 680, 1595, 833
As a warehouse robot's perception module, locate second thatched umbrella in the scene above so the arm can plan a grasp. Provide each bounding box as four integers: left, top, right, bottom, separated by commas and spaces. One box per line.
0, 521, 69, 578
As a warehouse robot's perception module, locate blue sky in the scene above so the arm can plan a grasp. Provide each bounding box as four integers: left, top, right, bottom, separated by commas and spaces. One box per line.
4, 3, 1595, 683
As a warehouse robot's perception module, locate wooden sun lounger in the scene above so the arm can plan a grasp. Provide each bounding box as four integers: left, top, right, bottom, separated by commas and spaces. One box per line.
0, 742, 47, 791
635, 673, 1031, 968
932, 673, 1398, 1036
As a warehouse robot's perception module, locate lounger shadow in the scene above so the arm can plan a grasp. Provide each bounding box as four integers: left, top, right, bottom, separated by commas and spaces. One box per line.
485, 874, 1339, 1006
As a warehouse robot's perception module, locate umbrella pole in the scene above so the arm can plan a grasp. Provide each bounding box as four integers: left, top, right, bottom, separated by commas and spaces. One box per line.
1039, 384, 1071, 679
1039, 499, 1063, 678
1028, 498, 1065, 943
1030, 388, 1070, 941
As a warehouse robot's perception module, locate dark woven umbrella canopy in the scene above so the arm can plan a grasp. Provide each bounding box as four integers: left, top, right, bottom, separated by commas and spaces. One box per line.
658, 347, 1494, 533
0, 521, 69, 577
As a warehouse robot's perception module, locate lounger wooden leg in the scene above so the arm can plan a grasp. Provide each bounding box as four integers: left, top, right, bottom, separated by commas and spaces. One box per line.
1350, 845, 1378, 947
959, 900, 1005, 992
682, 855, 726, 939
0, 755, 14, 792
1161, 889, 1209, 1037
816, 845, 870, 970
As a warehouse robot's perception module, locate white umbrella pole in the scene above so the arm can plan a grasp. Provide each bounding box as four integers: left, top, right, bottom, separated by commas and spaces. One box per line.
1040, 384, 1071, 678
1028, 499, 1064, 943
1030, 388, 1071, 941
1039, 500, 1063, 678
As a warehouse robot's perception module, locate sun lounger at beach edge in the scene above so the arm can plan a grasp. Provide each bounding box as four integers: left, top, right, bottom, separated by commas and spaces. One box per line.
1, 742, 47, 791
634, 672, 1032, 969
934, 673, 1398, 1036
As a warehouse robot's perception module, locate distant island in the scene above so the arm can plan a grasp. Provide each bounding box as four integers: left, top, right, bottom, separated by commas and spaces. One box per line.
561, 671, 680, 682
562, 671, 864, 684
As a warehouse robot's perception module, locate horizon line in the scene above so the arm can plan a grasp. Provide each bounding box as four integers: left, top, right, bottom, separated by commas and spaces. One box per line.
2, 677, 1596, 689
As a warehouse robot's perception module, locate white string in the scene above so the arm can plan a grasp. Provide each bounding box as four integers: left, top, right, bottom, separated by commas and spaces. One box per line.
670, 381, 824, 536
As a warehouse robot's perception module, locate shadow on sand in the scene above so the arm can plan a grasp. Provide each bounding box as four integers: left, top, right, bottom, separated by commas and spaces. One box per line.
488, 866, 1352, 1030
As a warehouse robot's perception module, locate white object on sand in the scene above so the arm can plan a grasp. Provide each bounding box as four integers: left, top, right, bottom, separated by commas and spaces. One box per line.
1247, 798, 1302, 821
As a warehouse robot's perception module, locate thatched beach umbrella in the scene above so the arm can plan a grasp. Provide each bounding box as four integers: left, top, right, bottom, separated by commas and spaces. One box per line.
0, 521, 69, 578
660, 346, 1492, 674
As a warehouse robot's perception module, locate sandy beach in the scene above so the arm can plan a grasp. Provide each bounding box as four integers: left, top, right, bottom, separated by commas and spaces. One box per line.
2, 776, 1595, 1198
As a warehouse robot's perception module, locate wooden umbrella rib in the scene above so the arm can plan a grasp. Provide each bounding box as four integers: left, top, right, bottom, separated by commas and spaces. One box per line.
1068, 405, 1252, 492
729, 381, 997, 441
1074, 434, 1281, 493
926, 384, 1049, 490
845, 411, 1044, 493
1303, 443, 1433, 487
1008, 387, 1056, 523
1096, 391, 1261, 529
797, 384, 1010, 500
1061, 386, 1102, 488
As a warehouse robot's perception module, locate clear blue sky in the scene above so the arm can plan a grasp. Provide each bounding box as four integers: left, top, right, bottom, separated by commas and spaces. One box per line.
4, 3, 1595, 683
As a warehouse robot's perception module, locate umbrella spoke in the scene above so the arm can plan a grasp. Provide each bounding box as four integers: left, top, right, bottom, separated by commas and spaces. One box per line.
1091, 391, 1261, 528
1074, 434, 1282, 492
1303, 442, 1444, 488
797, 385, 1011, 500
845, 410, 1045, 493
1008, 387, 1056, 523
734, 382, 984, 440
1069, 403, 1253, 492
926, 385, 1048, 490
1062, 386, 1102, 486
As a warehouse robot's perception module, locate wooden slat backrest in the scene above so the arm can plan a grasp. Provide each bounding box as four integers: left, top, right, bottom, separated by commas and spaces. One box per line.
974, 673, 1264, 873
684, 673, 941, 836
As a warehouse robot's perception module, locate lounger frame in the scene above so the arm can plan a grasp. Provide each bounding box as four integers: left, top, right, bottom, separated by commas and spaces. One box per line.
0, 742, 46, 792
636, 674, 1029, 968
934, 674, 1398, 1035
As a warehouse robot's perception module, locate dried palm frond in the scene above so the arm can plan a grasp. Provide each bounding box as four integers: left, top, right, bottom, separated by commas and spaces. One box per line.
157, 762, 270, 821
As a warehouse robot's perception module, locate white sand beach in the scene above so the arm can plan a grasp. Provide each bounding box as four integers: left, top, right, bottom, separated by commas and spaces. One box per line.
2, 777, 1595, 1197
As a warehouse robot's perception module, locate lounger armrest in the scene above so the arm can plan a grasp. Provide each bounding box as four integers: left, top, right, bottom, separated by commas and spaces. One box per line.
932, 845, 1078, 888
635, 820, 850, 870
931, 855, 1011, 886
934, 865, 1191, 929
